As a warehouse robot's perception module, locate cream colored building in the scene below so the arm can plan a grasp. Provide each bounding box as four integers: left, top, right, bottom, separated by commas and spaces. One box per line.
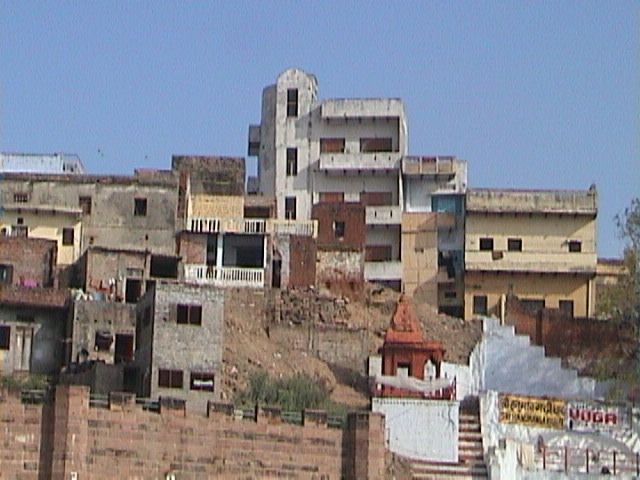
0, 205, 82, 265
464, 188, 598, 319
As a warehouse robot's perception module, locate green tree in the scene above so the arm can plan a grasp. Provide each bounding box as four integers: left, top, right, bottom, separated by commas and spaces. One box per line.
598, 198, 640, 323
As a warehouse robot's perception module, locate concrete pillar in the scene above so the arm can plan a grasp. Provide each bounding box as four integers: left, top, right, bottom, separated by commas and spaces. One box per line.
51, 385, 89, 480
216, 233, 224, 280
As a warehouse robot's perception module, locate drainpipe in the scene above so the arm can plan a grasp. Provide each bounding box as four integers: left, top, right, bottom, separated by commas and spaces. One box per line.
500, 294, 506, 325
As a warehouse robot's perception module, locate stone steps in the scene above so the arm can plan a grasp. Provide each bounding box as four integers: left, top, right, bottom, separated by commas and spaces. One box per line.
408, 405, 487, 480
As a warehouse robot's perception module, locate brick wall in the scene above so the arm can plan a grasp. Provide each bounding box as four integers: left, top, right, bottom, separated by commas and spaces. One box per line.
316, 250, 365, 298
0, 385, 387, 480
178, 232, 208, 264
312, 202, 366, 250
172, 155, 245, 196
0, 236, 57, 287
0, 388, 43, 478
289, 235, 317, 288
504, 295, 633, 360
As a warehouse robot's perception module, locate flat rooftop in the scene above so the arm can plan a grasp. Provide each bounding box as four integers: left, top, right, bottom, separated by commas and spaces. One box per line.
466, 188, 597, 215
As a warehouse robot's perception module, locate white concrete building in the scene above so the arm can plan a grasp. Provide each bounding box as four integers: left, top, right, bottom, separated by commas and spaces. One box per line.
248, 68, 466, 294
0, 152, 85, 174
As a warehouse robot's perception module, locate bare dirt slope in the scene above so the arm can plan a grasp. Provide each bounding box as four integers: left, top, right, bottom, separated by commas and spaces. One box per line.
221, 285, 482, 407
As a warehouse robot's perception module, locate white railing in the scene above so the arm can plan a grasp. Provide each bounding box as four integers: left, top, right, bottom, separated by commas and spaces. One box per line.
364, 261, 403, 281
268, 219, 318, 237
187, 216, 317, 237
187, 217, 266, 234
318, 152, 401, 171
365, 206, 402, 225
184, 265, 265, 288
188, 217, 221, 233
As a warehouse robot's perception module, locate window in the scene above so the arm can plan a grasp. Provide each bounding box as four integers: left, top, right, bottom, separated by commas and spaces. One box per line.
479, 238, 494, 251
472, 295, 488, 315
158, 369, 183, 389
507, 238, 522, 252
286, 88, 298, 117
0, 264, 13, 284
360, 137, 393, 153
319, 192, 344, 203
444, 291, 457, 299
286, 148, 297, 176
559, 300, 574, 317
521, 299, 545, 314
190, 372, 215, 392
13, 193, 29, 203
396, 362, 411, 377
365, 245, 392, 262
360, 191, 393, 206
319, 138, 345, 153
79, 196, 92, 215
0, 326, 9, 350
568, 240, 582, 252
114, 334, 134, 363
176, 304, 202, 326
62, 228, 74, 246
285, 197, 296, 220
334, 221, 345, 240
94, 331, 113, 352
12, 225, 28, 238
134, 198, 147, 217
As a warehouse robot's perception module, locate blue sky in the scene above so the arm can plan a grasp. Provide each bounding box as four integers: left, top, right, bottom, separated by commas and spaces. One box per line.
1, 2, 638, 257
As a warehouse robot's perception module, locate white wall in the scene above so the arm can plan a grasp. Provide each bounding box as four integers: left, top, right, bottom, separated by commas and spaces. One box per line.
372, 397, 459, 462
441, 362, 472, 401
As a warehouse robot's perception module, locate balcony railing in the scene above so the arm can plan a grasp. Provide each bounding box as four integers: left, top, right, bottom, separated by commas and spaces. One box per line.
187, 217, 266, 235
187, 217, 317, 237
268, 219, 318, 237
184, 265, 265, 288
402, 156, 457, 176
364, 261, 402, 281
318, 152, 401, 171
365, 206, 402, 225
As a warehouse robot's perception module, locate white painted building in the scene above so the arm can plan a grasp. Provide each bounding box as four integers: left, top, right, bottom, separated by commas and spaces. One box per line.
0, 152, 85, 174
248, 68, 466, 292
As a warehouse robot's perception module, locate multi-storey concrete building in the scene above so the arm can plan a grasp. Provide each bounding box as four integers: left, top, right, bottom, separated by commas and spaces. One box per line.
0, 170, 179, 265
249, 69, 467, 300
175, 155, 317, 289
133, 282, 224, 412
464, 187, 598, 320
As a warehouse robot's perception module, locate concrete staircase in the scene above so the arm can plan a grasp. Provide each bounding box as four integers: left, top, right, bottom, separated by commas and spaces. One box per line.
407, 404, 488, 479
478, 317, 600, 399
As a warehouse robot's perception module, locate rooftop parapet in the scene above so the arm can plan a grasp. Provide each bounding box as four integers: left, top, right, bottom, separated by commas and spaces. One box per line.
320, 98, 405, 119
467, 187, 597, 215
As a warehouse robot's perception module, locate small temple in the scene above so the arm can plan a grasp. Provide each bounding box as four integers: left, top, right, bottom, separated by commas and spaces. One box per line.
374, 295, 453, 399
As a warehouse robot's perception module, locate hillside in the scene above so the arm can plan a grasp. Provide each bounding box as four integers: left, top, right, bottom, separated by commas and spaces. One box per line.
221, 285, 483, 407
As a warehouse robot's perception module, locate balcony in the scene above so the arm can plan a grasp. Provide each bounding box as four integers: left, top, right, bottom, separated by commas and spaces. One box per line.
364, 261, 402, 281
318, 152, 401, 172
464, 251, 597, 274
402, 156, 458, 177
187, 217, 317, 237
184, 265, 265, 288
187, 217, 266, 235
365, 206, 402, 225
268, 219, 318, 237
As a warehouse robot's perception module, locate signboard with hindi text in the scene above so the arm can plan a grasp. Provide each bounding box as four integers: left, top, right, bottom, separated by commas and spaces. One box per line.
499, 394, 566, 429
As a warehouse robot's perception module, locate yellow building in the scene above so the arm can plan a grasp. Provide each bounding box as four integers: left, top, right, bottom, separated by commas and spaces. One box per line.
0, 204, 82, 265
464, 188, 597, 319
